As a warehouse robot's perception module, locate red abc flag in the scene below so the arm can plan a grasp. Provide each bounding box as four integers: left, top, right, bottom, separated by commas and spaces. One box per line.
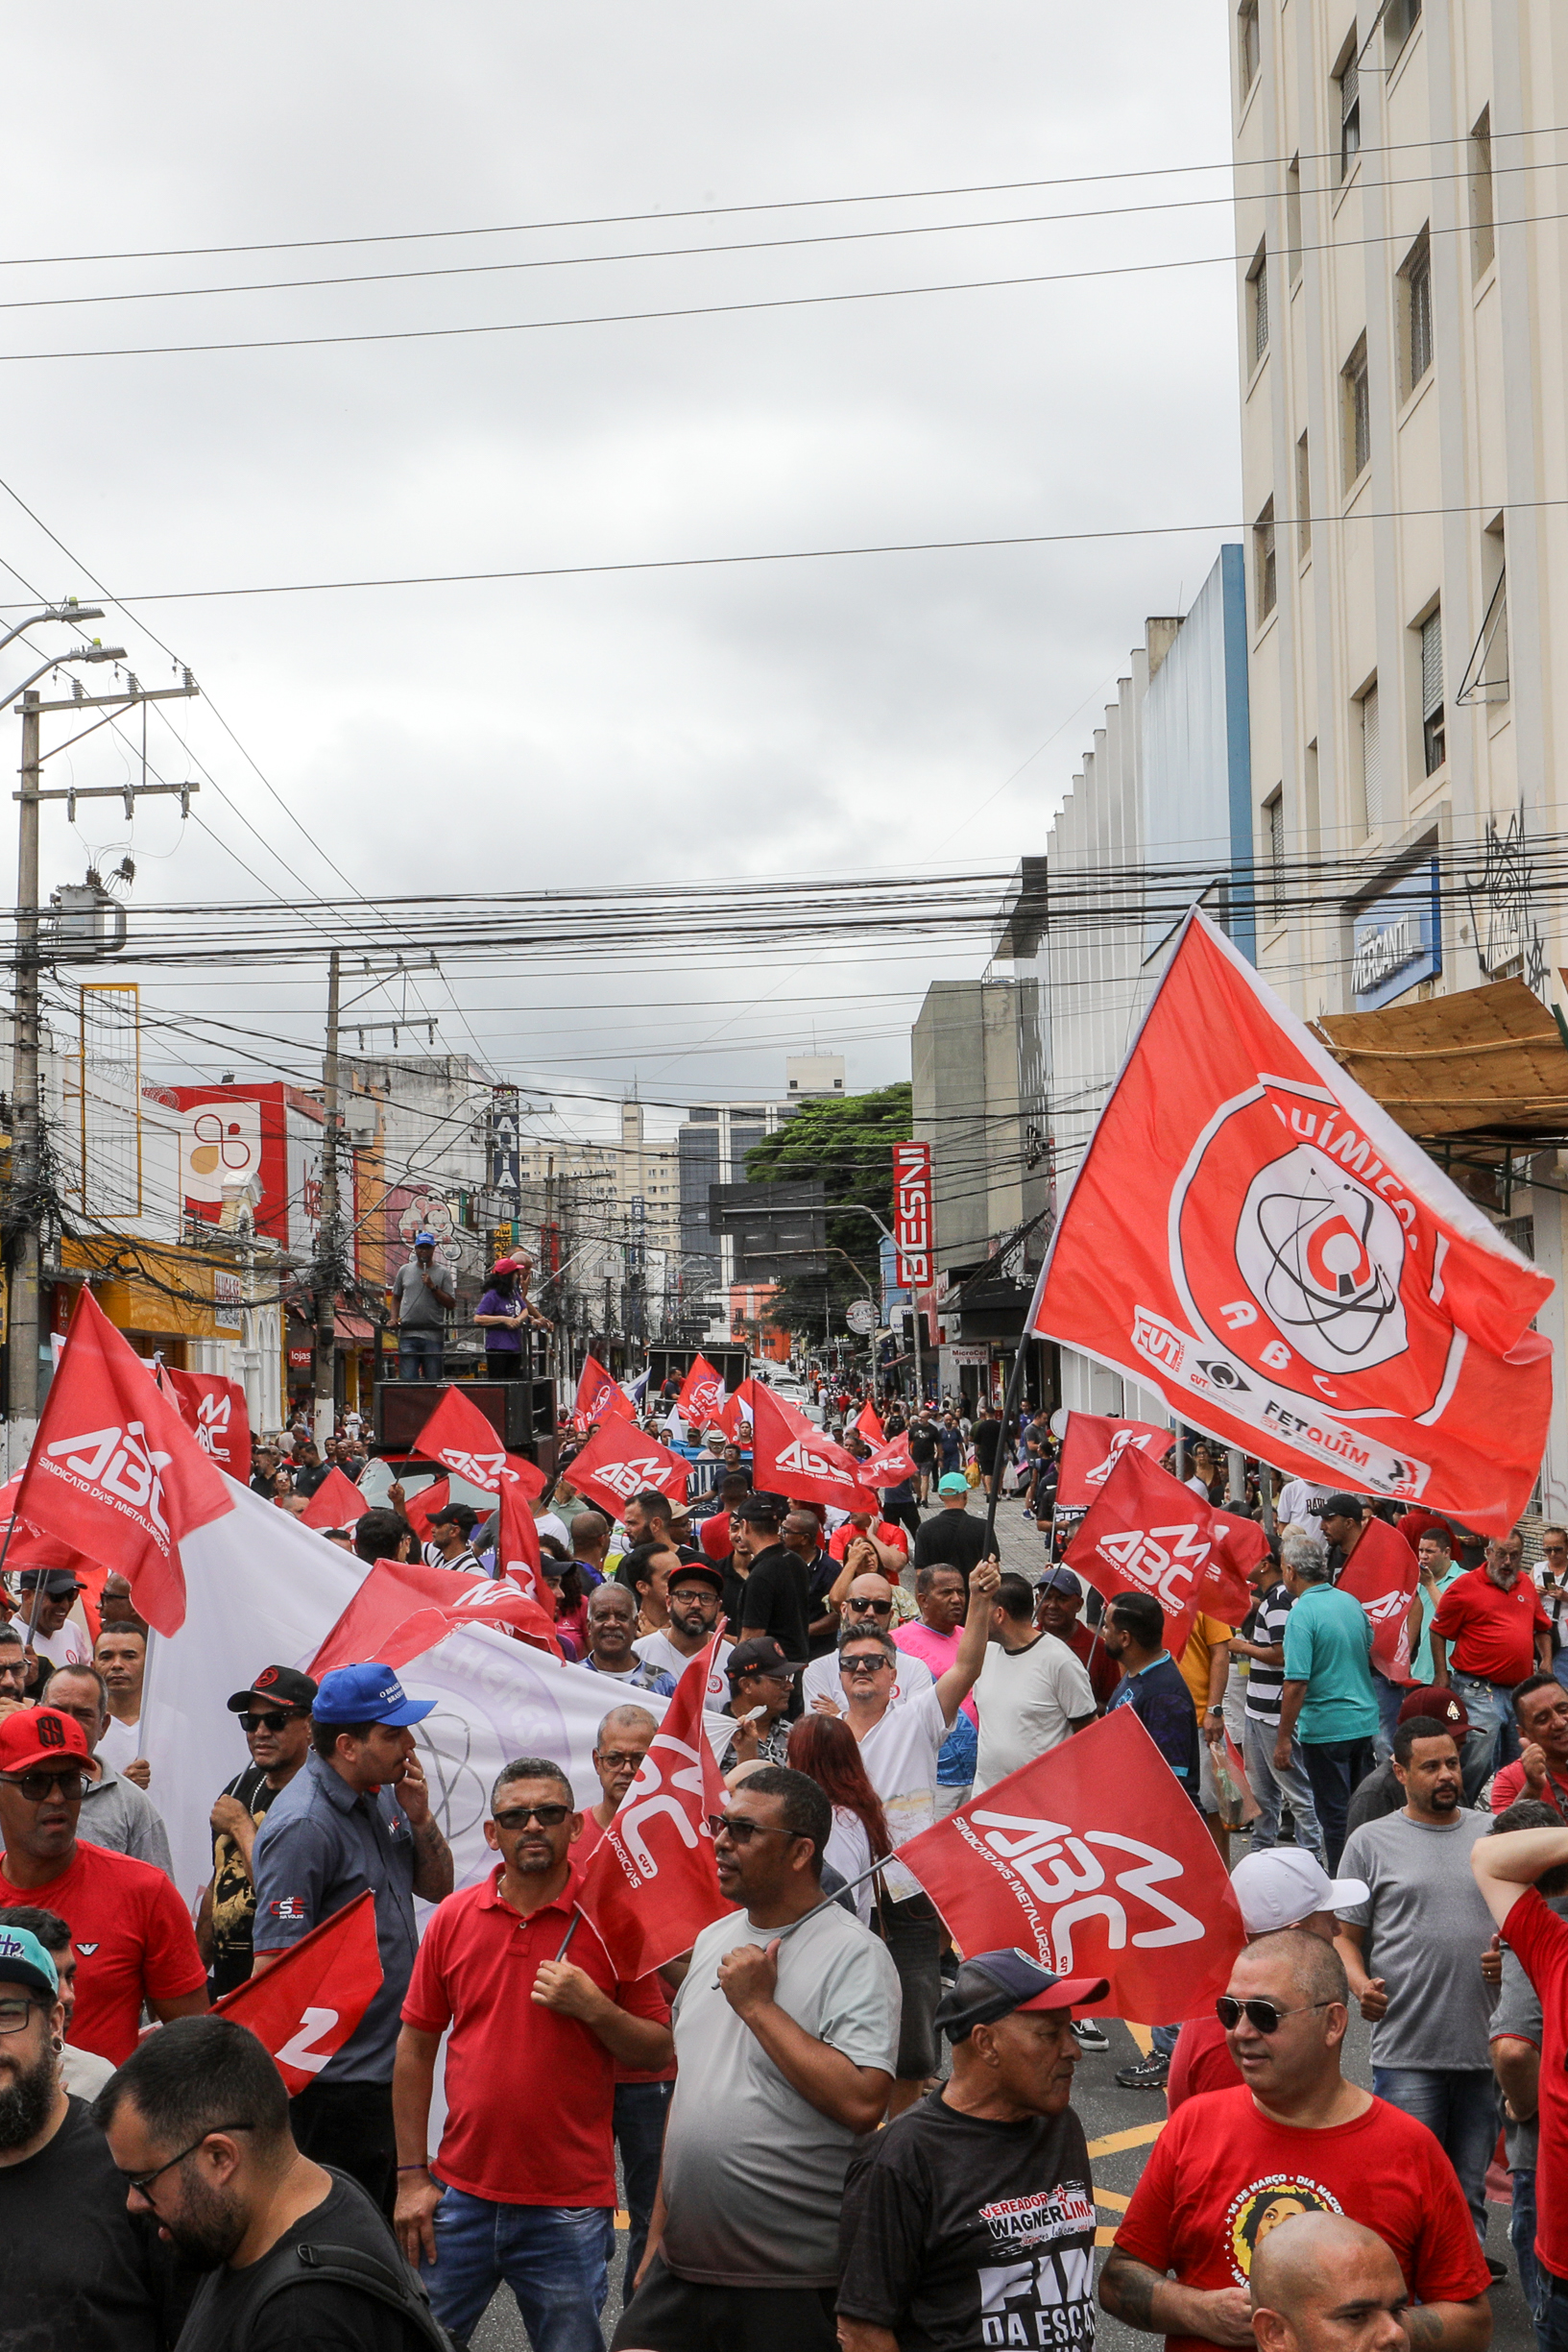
212, 1889, 382, 2094
308, 1553, 497, 1676
1063, 1446, 1242, 1658
1338, 1512, 1421, 1682
566, 1418, 689, 1518
896, 1709, 1244, 2024
301, 1465, 372, 1530
1055, 1413, 1173, 1511
1028, 908, 1552, 1536
573, 1356, 631, 1432
856, 1400, 886, 1446
377, 1579, 562, 1667
411, 1387, 546, 1499
159, 1368, 252, 1480
17, 1287, 231, 1635
859, 1434, 916, 1487
750, 1385, 878, 1514
496, 1476, 545, 1606
676, 1355, 726, 1427
573, 1635, 730, 1976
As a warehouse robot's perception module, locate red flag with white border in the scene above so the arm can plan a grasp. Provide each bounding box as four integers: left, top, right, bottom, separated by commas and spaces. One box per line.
16, 1287, 231, 1634
411, 1388, 546, 1498
896, 1708, 1244, 2023
212, 1888, 382, 2093
572, 1635, 729, 1976
566, 1418, 689, 1518
676, 1355, 726, 1427
1338, 1511, 1421, 1682
1027, 906, 1552, 1536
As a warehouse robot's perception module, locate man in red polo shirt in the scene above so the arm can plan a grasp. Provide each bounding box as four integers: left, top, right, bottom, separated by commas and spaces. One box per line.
1473, 1815, 1568, 2348
0, 1708, 206, 2061
1431, 1529, 1552, 1801
393, 1753, 671, 2350
1490, 1674, 1568, 1818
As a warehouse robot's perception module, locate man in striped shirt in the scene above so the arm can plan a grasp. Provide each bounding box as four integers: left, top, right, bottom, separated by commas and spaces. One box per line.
1232, 1554, 1326, 1864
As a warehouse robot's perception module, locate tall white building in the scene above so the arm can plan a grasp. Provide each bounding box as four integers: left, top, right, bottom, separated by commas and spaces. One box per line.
1232, 0, 1568, 1508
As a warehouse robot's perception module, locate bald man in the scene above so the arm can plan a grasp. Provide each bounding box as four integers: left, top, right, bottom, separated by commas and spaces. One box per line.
1250, 2211, 1410, 2352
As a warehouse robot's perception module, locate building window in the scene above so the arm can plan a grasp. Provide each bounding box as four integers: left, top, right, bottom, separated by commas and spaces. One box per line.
1336, 36, 1361, 181
1400, 228, 1433, 395
1287, 156, 1303, 283
1239, 0, 1261, 90
1384, 0, 1421, 57
1356, 679, 1380, 835
1295, 431, 1312, 559
1265, 788, 1286, 914
1254, 499, 1277, 622
1247, 243, 1269, 367
1341, 335, 1370, 485
1420, 607, 1445, 773
1470, 108, 1495, 278
1457, 516, 1509, 706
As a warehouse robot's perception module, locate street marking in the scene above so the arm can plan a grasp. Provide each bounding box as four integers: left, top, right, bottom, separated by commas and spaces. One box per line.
1095, 2226, 1118, 2246
1086, 2122, 1165, 2158
1095, 2187, 1131, 2212
1125, 2022, 1153, 2055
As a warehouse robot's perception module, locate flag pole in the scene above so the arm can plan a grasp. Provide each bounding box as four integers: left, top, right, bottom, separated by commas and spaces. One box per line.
554, 1908, 581, 1961
982, 1339, 1032, 1561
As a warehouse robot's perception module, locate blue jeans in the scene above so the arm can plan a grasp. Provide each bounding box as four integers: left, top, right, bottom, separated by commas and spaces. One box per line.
613, 2080, 672, 2291
1513, 2167, 1546, 2342
1371, 1671, 1405, 1763
1540, 2262, 1568, 2352
1302, 1737, 1375, 1874
1242, 1715, 1325, 1858
1370, 2067, 1495, 2242
421, 2185, 612, 2350
1452, 1674, 1521, 1803
398, 1327, 445, 1380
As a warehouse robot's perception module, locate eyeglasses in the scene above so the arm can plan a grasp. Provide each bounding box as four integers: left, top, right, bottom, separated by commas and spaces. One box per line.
844, 1596, 893, 1616
0, 1996, 39, 2035
595, 1752, 648, 1772
493, 1804, 571, 1831
709, 1813, 794, 1843
239, 1710, 300, 1735
1216, 1996, 1336, 2034
0, 1770, 85, 1804
840, 1655, 893, 1676
118, 2122, 255, 2200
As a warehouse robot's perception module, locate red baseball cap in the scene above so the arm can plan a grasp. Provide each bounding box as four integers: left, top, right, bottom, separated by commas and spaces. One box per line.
0, 1708, 90, 1774
1397, 1685, 1470, 1734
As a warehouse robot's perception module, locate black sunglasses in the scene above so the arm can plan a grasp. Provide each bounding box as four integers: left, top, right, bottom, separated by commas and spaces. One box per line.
239, 1709, 301, 1735
0, 1770, 85, 1804
494, 1804, 572, 1831
1216, 1996, 1335, 2034
844, 1596, 893, 1615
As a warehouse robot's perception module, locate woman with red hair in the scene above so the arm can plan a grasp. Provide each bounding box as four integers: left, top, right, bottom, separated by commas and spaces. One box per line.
787, 1712, 893, 1924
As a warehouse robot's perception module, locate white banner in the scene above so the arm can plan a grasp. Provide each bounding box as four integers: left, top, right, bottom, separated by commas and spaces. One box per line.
142, 1477, 721, 1907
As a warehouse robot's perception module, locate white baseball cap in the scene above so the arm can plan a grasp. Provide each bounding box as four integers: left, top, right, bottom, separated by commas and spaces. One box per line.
1230, 1847, 1369, 1935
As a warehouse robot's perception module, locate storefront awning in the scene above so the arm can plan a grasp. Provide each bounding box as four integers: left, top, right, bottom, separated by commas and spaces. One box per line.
1312, 977, 1568, 1145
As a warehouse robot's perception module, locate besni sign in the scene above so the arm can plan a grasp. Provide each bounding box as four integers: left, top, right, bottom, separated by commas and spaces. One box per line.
893, 1141, 934, 1288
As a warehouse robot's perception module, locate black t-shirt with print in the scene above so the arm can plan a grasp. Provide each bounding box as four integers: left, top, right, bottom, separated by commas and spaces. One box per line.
209, 1761, 284, 1997
838, 2090, 1097, 2352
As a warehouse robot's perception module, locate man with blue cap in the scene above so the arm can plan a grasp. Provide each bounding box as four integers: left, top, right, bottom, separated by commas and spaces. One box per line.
391, 1229, 455, 1381
251, 1663, 454, 2217
837, 1948, 1106, 2352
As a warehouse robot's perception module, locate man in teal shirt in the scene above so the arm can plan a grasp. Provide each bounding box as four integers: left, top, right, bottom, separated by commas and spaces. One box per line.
1276, 1534, 1378, 1871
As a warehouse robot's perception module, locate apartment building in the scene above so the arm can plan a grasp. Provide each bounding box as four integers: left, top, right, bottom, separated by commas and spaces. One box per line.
1231, 0, 1568, 1504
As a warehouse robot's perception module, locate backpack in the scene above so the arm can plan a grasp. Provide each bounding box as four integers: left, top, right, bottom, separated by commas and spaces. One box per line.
210, 2234, 458, 2352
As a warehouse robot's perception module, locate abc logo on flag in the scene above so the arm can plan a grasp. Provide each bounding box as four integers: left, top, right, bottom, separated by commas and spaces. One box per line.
1170, 1077, 1455, 1420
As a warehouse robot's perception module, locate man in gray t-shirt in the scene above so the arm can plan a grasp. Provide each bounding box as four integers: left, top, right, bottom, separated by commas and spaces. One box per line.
390, 1232, 454, 1380
1336, 1715, 1500, 2242
614, 1765, 899, 2352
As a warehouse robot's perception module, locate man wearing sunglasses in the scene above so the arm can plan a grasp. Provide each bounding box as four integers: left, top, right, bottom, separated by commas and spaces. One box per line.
395, 1755, 671, 2349
0, 1708, 207, 2065
1104, 1928, 1492, 2352
198, 1665, 318, 1998
0, 1920, 181, 2352
613, 1764, 899, 2352
800, 1574, 934, 1713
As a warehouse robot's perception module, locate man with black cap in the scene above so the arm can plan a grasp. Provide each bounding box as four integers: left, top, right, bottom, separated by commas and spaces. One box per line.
837, 1949, 1104, 2352
1034, 1564, 1120, 1710
422, 1500, 485, 1576
11, 1567, 91, 1686
723, 1637, 797, 1767
635, 1556, 732, 1702
250, 1661, 454, 2213
735, 1492, 812, 1665
199, 1664, 318, 1997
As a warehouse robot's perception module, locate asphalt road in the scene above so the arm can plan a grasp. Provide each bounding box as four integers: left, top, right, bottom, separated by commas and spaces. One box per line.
470, 1493, 1538, 2350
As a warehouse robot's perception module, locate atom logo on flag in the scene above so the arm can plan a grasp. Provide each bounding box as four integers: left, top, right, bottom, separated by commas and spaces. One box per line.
1234, 1145, 1408, 1371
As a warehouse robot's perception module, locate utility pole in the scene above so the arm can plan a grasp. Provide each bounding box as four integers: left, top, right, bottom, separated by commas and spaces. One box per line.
10, 634, 203, 1430
312, 948, 342, 1445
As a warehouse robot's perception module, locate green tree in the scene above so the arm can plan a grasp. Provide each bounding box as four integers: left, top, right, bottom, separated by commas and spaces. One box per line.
743, 1083, 911, 1335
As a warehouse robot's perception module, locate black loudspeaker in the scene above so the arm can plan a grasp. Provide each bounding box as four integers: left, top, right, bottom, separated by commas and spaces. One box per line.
373, 1380, 556, 1470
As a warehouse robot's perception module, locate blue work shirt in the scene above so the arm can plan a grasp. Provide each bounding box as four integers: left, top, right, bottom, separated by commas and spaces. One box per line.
251, 1748, 419, 2085
1107, 1651, 1200, 1803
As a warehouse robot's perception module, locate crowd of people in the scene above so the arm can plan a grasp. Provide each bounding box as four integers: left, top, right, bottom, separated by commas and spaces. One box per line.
8, 1356, 1568, 2352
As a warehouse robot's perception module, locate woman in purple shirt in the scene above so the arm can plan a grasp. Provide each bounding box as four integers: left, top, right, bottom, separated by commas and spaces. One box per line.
474, 1255, 548, 1379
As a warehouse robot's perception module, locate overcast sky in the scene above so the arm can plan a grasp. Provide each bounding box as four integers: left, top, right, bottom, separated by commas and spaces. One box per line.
2, 1, 1241, 1141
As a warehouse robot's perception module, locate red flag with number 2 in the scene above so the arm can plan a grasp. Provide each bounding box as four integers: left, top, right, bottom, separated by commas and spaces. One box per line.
213, 1889, 383, 2093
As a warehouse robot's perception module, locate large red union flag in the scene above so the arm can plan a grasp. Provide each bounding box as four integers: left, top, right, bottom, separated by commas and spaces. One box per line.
411, 1387, 546, 1498
1028, 908, 1552, 1535
213, 1889, 382, 2094
17, 1288, 232, 1634
750, 1385, 877, 1513
1338, 1511, 1421, 1682
573, 1356, 632, 1433
897, 1708, 1243, 2024
573, 1633, 730, 1976
676, 1354, 726, 1428
566, 1418, 689, 1517
159, 1368, 252, 1480
1063, 1445, 1252, 1655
